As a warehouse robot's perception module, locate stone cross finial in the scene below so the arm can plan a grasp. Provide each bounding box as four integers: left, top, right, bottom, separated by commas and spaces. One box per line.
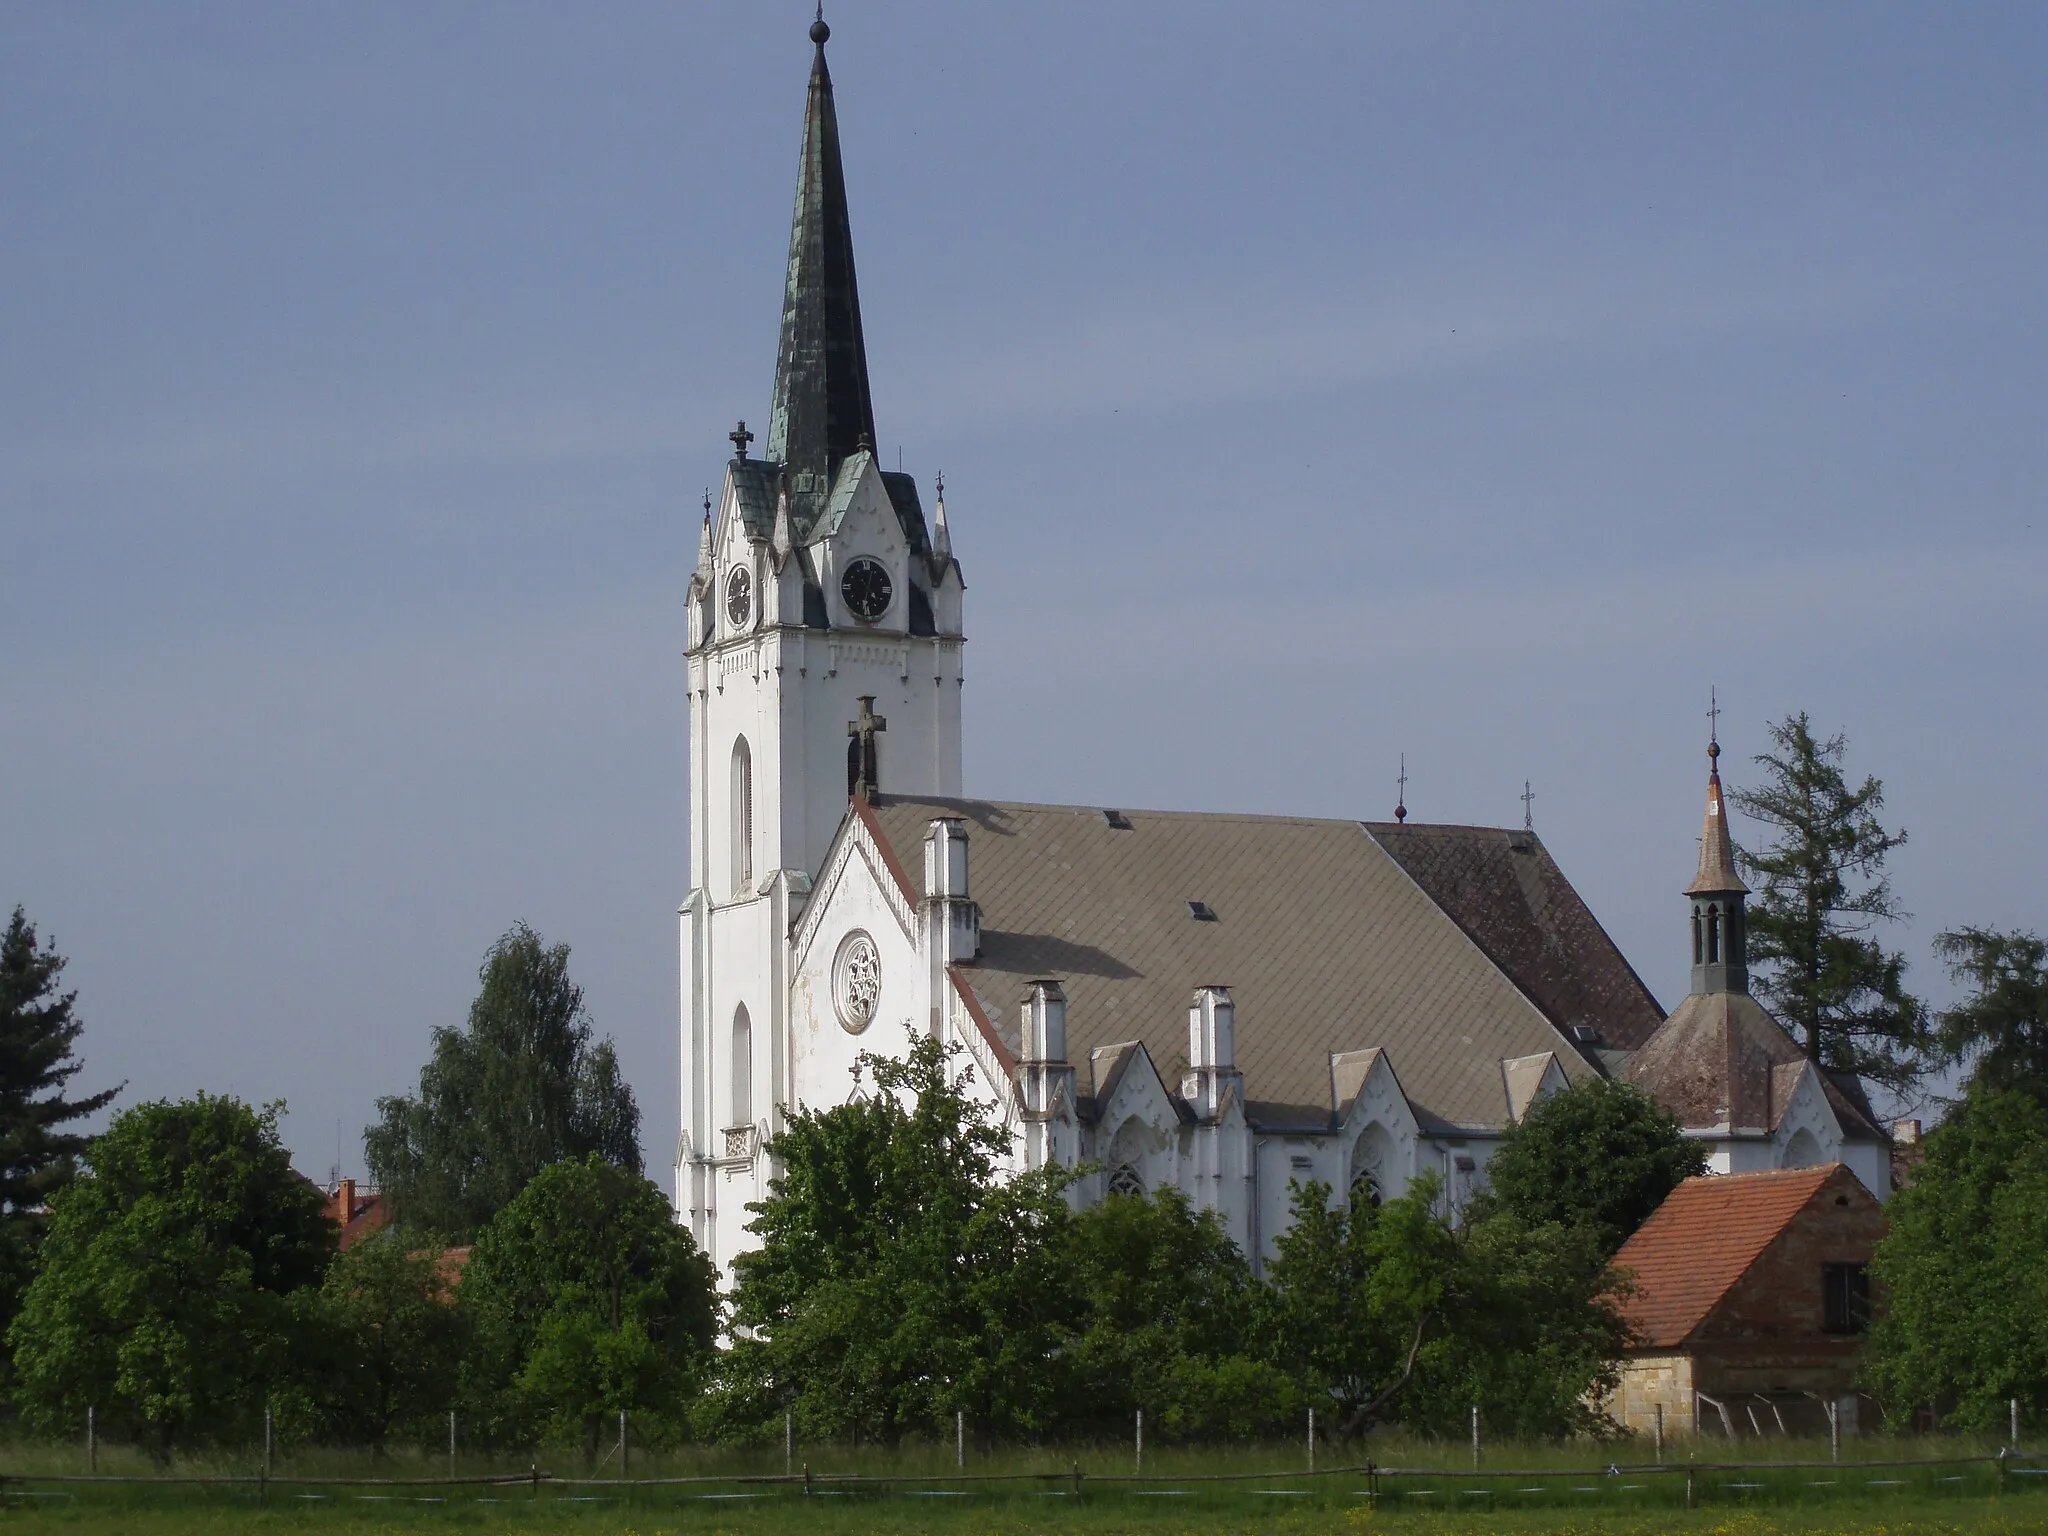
730, 420, 754, 460
847, 695, 887, 801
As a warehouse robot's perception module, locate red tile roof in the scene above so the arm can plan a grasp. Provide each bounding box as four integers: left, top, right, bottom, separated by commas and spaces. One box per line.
1612, 1165, 1840, 1349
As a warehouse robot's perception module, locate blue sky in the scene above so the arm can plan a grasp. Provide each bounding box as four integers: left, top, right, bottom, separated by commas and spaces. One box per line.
3, 2, 2042, 1179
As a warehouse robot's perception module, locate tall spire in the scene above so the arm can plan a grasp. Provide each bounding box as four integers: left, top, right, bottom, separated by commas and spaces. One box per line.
1685, 693, 1750, 996
766, 10, 876, 519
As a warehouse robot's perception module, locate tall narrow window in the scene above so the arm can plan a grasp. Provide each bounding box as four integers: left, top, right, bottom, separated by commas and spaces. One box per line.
730, 1004, 753, 1127
730, 737, 753, 896
1822, 1263, 1870, 1335
1706, 904, 1721, 963
1692, 910, 1704, 964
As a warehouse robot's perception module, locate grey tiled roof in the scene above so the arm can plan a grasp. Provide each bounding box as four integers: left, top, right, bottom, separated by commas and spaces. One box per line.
1367, 822, 1667, 1051
867, 796, 1627, 1133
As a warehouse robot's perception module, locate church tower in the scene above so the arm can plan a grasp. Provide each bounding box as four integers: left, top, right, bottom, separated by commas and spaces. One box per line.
677, 15, 965, 1258
1685, 722, 1749, 996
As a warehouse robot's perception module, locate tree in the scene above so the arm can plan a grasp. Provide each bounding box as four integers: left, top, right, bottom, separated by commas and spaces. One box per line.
310, 1234, 466, 1453
1260, 1176, 1459, 1439
1064, 1188, 1296, 1441
458, 1155, 716, 1457
1929, 927, 2048, 1106
365, 923, 641, 1241
1731, 713, 1927, 1094
9, 1095, 333, 1459
1260, 1175, 1630, 1441
0, 909, 119, 1344
1864, 1090, 2048, 1430
1475, 1079, 1706, 1255
713, 1033, 1080, 1447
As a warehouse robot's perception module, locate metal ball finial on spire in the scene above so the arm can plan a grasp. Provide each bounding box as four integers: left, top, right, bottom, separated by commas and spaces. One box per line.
811, 2, 829, 46
1707, 685, 1722, 768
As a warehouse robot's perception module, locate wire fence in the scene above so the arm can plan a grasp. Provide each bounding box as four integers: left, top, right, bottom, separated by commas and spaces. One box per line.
5, 1449, 2044, 1515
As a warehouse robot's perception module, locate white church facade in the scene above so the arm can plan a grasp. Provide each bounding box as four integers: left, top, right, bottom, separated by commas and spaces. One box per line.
676, 18, 1892, 1282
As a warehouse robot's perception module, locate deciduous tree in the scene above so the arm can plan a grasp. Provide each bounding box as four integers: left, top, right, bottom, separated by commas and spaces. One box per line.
714, 1034, 1079, 1448
9, 1095, 332, 1459
1475, 1078, 1705, 1255
458, 1155, 715, 1457
1731, 714, 1926, 1094
365, 923, 640, 1241
311, 1234, 466, 1453
1864, 1090, 2048, 1429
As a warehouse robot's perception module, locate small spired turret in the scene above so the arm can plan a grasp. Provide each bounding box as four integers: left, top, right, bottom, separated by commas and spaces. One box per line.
1685, 726, 1750, 996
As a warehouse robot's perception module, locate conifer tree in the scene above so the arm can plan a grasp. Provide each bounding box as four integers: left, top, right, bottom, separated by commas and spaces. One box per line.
1731, 714, 1926, 1095
1929, 926, 2048, 1105
0, 909, 119, 1337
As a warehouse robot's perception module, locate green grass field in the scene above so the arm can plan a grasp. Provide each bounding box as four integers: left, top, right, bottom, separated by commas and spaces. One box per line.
5, 1438, 2044, 1534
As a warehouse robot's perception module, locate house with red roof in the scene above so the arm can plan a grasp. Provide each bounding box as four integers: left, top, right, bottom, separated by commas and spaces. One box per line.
1610, 1163, 1885, 1438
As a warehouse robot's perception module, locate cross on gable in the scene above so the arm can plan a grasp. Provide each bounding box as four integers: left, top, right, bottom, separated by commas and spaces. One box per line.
847, 696, 887, 802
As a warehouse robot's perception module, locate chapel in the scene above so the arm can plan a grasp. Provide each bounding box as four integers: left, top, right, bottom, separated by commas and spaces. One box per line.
675, 19, 1891, 1280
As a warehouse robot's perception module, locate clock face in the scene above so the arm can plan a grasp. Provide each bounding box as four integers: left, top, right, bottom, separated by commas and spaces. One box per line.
725, 566, 752, 629
840, 557, 893, 622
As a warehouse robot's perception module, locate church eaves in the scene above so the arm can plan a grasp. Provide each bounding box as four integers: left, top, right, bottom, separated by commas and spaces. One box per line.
766, 16, 877, 535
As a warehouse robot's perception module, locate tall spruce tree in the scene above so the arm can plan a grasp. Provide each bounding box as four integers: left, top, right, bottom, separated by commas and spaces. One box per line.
0, 909, 119, 1339
1731, 713, 1926, 1095
365, 923, 641, 1241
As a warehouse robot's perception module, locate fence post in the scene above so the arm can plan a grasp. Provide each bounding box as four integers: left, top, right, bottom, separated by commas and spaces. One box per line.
87, 1406, 95, 1475
620, 1409, 629, 1475
448, 1410, 456, 1479
785, 1412, 794, 1476
1686, 1462, 1696, 1509
264, 1404, 274, 1478
1071, 1460, 1082, 1499
2015, 1397, 2023, 1452
1471, 1403, 1480, 1469
1828, 1397, 1839, 1463
1654, 1401, 1663, 1464
956, 1409, 964, 1469
530, 1463, 540, 1499
1308, 1406, 1316, 1471
803, 1461, 812, 1498
1135, 1408, 1143, 1473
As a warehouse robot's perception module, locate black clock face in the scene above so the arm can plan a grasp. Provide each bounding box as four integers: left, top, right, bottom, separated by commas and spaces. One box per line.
840, 557, 893, 622
725, 566, 752, 628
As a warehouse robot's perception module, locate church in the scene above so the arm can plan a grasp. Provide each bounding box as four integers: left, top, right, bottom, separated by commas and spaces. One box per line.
676, 18, 1892, 1281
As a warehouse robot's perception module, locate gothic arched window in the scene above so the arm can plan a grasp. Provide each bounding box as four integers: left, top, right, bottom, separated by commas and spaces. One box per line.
1350, 1169, 1383, 1209
731, 737, 754, 896
1706, 904, 1721, 964
730, 1004, 753, 1127
1692, 909, 1704, 965
1107, 1164, 1145, 1198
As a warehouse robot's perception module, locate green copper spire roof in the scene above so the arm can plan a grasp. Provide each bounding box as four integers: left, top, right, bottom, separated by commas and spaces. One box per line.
766, 15, 876, 518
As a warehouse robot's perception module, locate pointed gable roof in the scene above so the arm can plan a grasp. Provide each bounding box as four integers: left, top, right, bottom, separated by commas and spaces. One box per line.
1614, 1164, 1855, 1348
767, 18, 877, 533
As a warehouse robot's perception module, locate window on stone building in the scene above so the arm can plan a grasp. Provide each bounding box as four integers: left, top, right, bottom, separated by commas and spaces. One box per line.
1706, 904, 1721, 963
1822, 1262, 1870, 1335
731, 737, 754, 896
730, 1004, 753, 1127
1350, 1169, 1383, 1208
1107, 1164, 1145, 1198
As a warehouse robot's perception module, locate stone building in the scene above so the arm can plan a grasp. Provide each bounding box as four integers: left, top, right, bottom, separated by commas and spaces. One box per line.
1610, 1164, 1886, 1439
675, 18, 1894, 1284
